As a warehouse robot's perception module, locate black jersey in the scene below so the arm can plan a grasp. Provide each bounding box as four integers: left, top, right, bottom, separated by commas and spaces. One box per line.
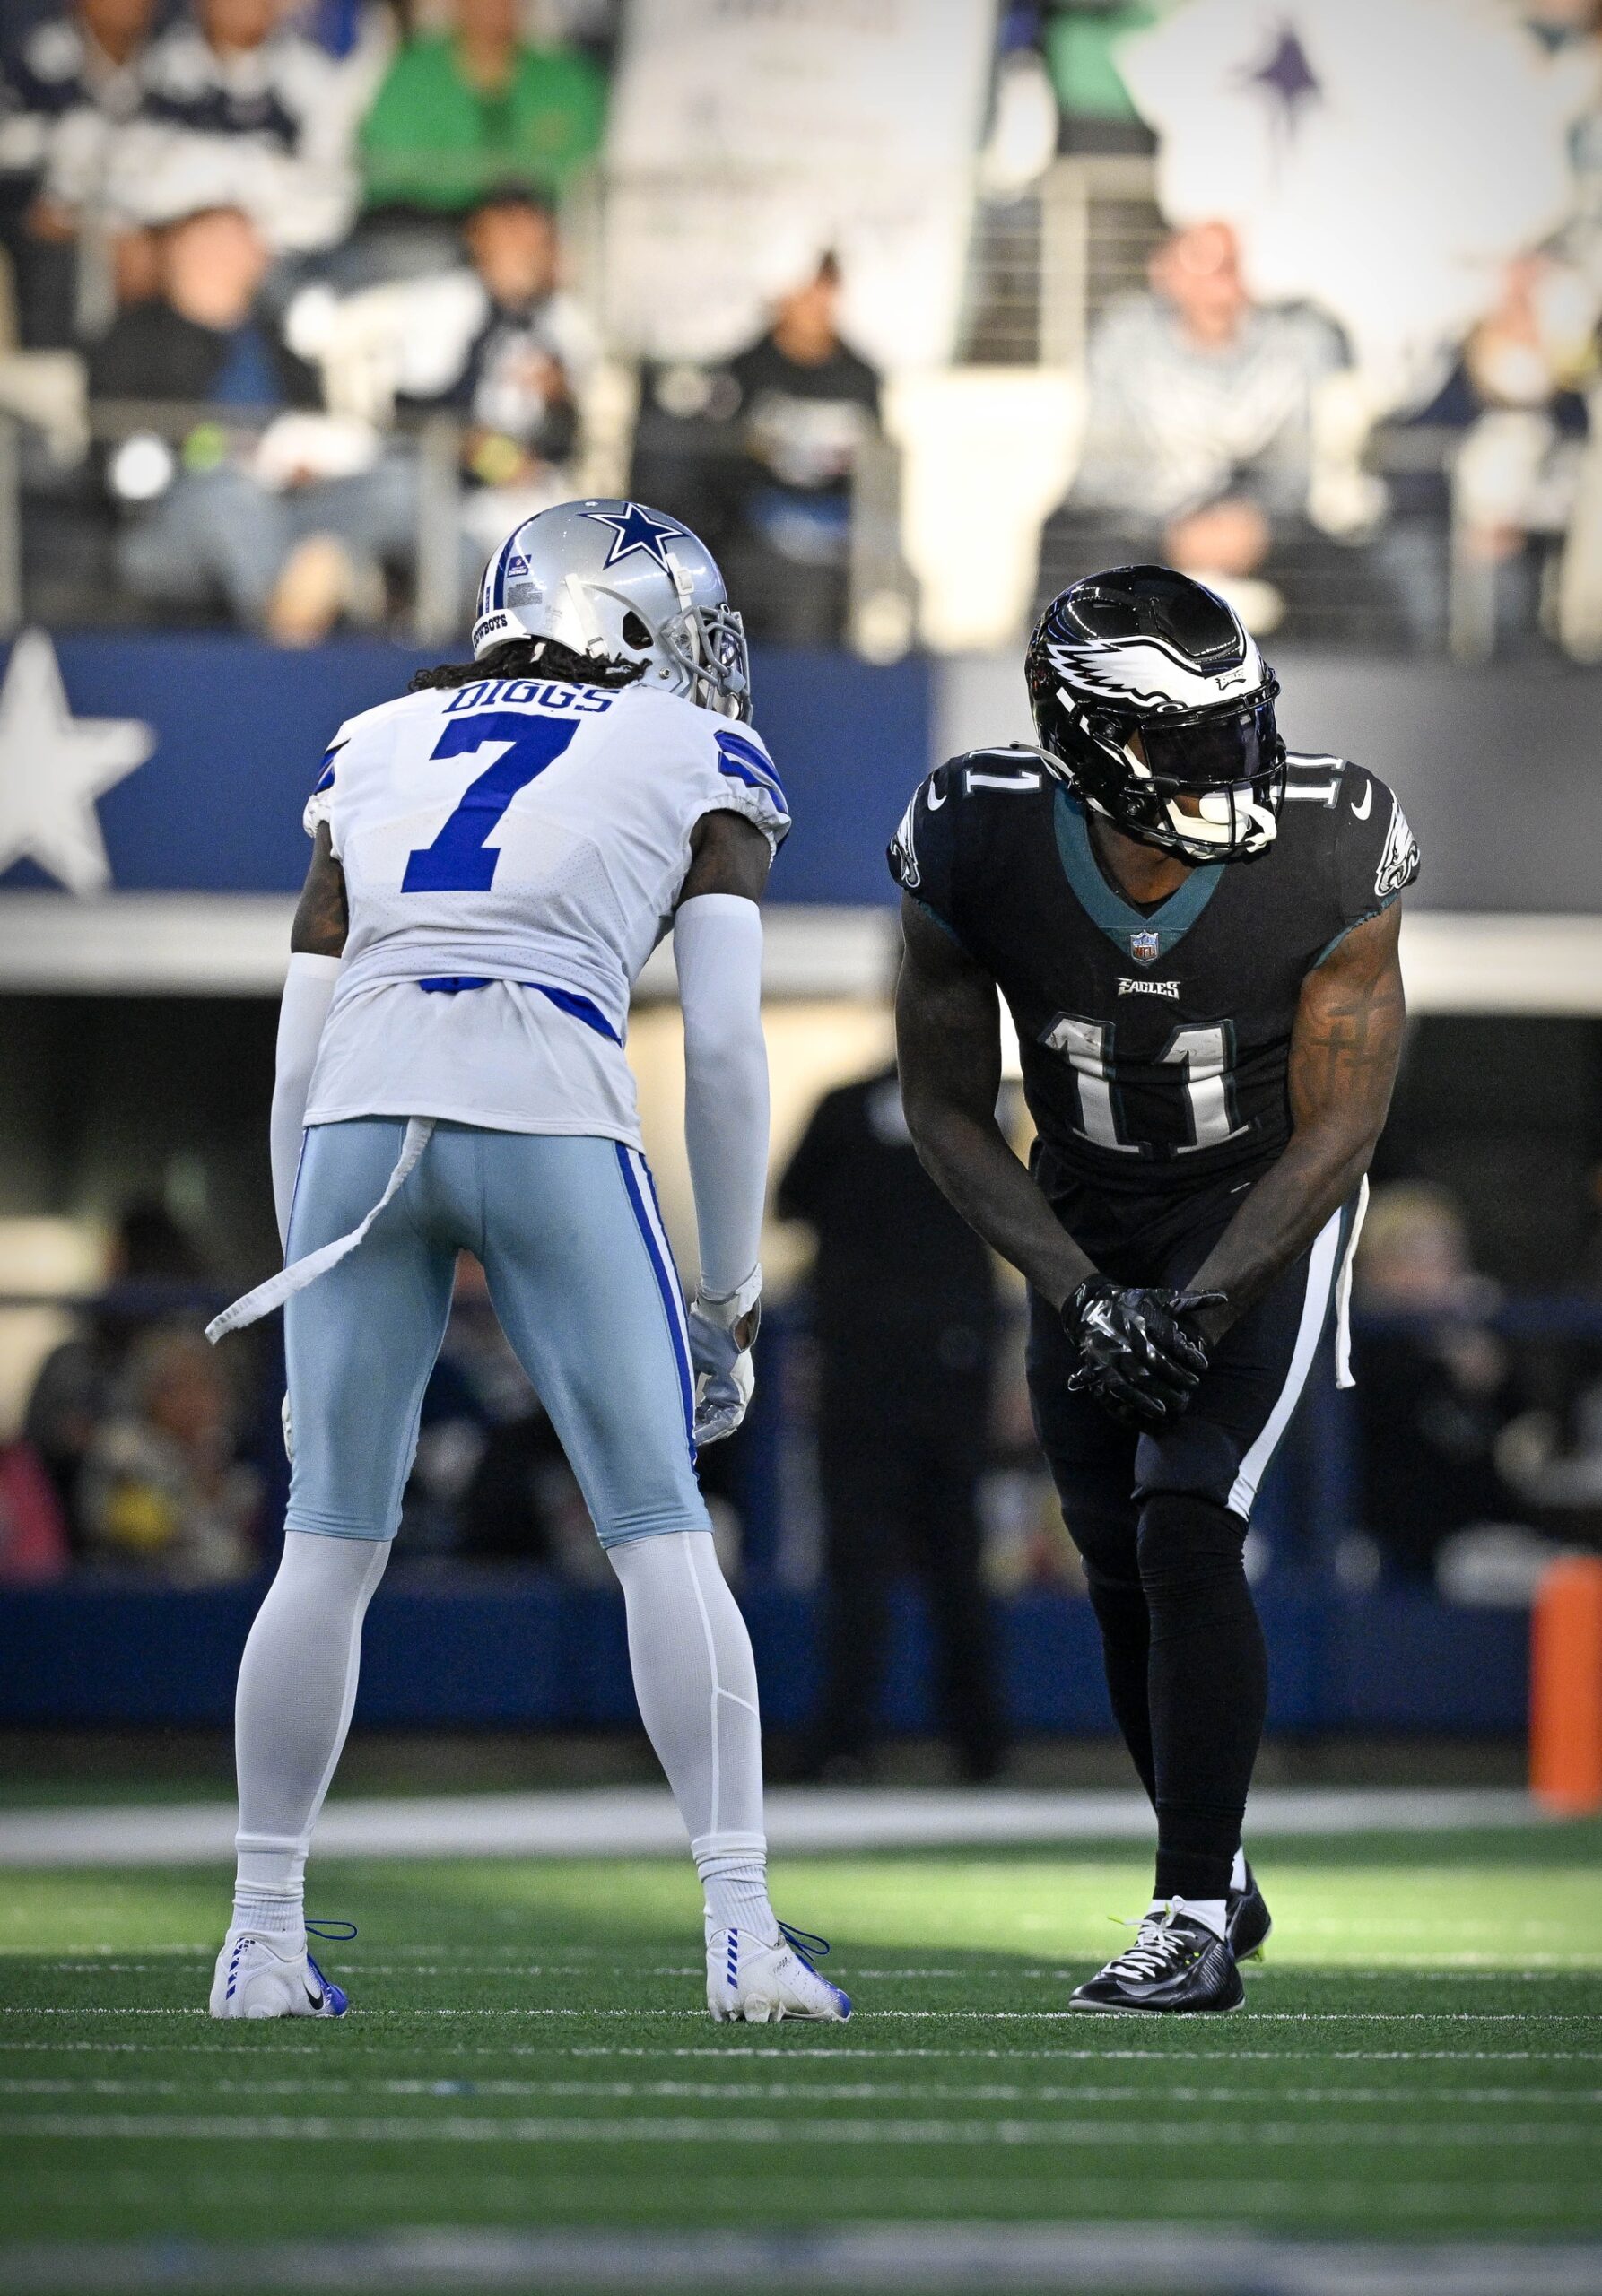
888, 746, 1419, 1209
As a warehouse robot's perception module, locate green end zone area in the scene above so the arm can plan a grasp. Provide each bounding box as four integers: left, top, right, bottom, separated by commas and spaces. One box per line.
1, 1823, 1599, 2263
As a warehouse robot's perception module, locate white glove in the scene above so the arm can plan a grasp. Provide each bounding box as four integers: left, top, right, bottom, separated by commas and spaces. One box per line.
686, 1266, 762, 1447
282, 1393, 295, 1465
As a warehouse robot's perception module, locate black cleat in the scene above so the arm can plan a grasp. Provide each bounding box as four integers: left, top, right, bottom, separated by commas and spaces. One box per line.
1070, 1908, 1244, 2014
1227, 1864, 1272, 1962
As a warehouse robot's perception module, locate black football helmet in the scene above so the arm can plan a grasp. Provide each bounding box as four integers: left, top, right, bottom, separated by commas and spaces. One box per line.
1025, 566, 1286, 865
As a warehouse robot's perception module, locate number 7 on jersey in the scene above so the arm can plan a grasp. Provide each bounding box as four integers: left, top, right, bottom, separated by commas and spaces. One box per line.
403, 714, 579, 894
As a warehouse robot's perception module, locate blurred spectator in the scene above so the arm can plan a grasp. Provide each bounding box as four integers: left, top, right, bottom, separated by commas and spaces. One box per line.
0, 1440, 73, 1583
90, 204, 419, 644
1539, 1, 1602, 317
288, 0, 396, 66
1040, 220, 1351, 637
778, 1064, 1007, 1784
0, 0, 156, 345
1349, 1184, 1528, 1582
359, 0, 606, 218
394, 183, 598, 578
104, 0, 370, 257
719, 252, 882, 647
1038, 0, 1160, 155
1384, 256, 1594, 656
23, 1198, 212, 1544
78, 1323, 258, 1582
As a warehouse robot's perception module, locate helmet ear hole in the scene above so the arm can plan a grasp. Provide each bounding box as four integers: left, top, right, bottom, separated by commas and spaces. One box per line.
621, 610, 651, 651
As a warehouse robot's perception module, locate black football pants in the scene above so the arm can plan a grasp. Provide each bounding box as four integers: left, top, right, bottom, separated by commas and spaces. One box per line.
1029, 1187, 1362, 1904
811, 1367, 1007, 1780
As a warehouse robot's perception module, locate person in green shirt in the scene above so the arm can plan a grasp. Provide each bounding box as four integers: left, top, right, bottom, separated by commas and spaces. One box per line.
360, 0, 606, 215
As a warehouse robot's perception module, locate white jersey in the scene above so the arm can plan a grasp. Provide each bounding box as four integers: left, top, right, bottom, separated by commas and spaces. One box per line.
300, 673, 789, 1144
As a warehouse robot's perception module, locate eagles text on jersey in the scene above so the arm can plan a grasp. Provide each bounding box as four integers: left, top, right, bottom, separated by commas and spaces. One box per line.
888, 746, 1419, 1210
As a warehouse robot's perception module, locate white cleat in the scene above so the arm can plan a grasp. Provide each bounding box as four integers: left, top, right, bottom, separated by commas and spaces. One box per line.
706, 1922, 851, 2023
209, 1931, 350, 2021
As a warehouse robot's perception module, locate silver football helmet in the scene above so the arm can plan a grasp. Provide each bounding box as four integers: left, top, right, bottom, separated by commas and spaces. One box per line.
472, 498, 753, 720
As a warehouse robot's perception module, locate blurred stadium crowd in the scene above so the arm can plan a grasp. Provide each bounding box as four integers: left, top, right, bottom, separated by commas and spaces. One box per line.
4, 2, 1602, 1770
0, 0, 1599, 653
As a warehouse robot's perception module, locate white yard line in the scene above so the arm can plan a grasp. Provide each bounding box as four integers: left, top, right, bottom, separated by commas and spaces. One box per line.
1, 2075, 1597, 2107
2, 2110, 1598, 2146
8, 2038, 1601, 2063
5, 2005, 1599, 2022
0, 1785, 1545, 1868
4, 2224, 1602, 2296
27, 1959, 1601, 1982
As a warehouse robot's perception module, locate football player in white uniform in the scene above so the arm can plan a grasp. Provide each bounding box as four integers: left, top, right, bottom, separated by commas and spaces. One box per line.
205, 500, 849, 2026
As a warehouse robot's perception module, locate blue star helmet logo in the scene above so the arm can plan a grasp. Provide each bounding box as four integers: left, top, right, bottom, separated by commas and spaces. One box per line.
582, 501, 690, 574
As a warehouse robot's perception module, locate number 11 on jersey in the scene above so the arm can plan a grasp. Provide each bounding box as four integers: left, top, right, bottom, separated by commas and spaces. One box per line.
1043, 1013, 1249, 1157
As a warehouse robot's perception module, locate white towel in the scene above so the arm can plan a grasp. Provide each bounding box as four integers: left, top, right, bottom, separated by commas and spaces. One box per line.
206, 1118, 435, 1344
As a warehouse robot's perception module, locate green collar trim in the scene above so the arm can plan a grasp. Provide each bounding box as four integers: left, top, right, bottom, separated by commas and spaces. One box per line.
1053, 787, 1223, 961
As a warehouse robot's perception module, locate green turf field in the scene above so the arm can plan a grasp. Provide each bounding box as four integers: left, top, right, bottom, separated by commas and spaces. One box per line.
2, 1822, 1599, 2261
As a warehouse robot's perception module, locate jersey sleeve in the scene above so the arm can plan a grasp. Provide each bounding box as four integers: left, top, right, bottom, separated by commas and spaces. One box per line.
301, 725, 352, 854
886, 760, 966, 942
1331, 764, 1420, 932
695, 721, 791, 853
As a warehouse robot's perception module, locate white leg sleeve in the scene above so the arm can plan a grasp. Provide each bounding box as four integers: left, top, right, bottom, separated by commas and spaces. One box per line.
231, 1530, 388, 1935
271, 953, 341, 1247
672, 894, 768, 1301
607, 1529, 778, 1942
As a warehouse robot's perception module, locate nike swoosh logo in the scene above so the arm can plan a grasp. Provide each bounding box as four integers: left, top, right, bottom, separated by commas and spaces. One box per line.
1349, 781, 1372, 821
926, 787, 946, 810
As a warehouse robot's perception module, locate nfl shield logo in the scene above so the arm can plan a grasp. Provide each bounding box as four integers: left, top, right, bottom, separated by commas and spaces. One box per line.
1130, 930, 1161, 966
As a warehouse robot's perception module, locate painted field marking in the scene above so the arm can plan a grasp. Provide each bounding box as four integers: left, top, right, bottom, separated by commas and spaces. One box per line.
5, 2005, 1601, 2023
7, 2219, 1602, 2296
1, 2074, 1597, 2108
2, 2110, 1598, 2147
29, 1958, 1602, 1979
8, 2039, 1602, 2066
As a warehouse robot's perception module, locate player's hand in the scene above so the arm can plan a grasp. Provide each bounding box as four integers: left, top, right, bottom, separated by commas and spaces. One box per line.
281, 1393, 294, 1465
1061, 1279, 1223, 1431
687, 1271, 762, 1447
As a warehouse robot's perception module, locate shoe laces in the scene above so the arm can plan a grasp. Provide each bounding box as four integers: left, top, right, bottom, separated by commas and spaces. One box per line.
778, 1922, 831, 1971
1101, 1903, 1200, 1983
305, 1919, 357, 1943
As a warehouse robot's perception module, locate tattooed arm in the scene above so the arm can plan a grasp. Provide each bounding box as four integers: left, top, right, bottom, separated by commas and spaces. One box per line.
291, 822, 348, 958
1184, 902, 1406, 1344
896, 893, 1098, 1309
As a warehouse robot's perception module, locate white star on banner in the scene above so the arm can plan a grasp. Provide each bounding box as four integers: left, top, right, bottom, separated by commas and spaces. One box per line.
0, 629, 155, 895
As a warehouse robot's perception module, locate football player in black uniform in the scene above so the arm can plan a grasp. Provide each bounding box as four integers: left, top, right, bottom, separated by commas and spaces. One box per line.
889, 567, 1419, 2013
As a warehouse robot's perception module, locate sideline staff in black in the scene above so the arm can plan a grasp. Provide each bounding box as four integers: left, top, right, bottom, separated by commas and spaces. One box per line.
779, 1065, 1006, 1784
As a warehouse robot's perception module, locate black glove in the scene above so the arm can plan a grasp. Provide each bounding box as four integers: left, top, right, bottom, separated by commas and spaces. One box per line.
1061, 1278, 1226, 1431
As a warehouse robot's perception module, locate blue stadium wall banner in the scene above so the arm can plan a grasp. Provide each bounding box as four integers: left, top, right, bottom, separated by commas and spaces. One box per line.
2, 631, 1601, 999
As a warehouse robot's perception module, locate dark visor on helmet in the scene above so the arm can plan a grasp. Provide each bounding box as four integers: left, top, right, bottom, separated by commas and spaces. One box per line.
1133, 691, 1281, 787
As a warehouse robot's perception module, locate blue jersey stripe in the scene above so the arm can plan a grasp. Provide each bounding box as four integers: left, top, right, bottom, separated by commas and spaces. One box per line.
715, 728, 788, 812
416, 978, 620, 1042
614, 1144, 696, 1456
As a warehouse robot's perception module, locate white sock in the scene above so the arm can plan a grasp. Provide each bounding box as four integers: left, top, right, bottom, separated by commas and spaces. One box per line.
1149, 1895, 1228, 1942
230, 1530, 389, 1944
1231, 1848, 1248, 1892
607, 1530, 779, 1947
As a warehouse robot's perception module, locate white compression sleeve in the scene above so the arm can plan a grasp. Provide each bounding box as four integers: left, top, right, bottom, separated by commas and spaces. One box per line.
271, 953, 341, 1247
231, 1530, 389, 1939
673, 894, 768, 1300
607, 1530, 778, 1942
